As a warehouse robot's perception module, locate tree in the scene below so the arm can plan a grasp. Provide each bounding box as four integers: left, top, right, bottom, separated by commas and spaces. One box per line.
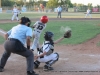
73, 3, 77, 7
59, 0, 72, 11
88, 3, 92, 9
46, 0, 58, 9
68, 1, 73, 7
2, 0, 14, 6
27, 0, 34, 6
16, 0, 24, 6
39, 0, 47, 7
46, 0, 72, 11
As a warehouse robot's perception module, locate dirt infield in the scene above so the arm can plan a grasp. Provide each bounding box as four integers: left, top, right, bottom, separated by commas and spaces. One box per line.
0, 18, 100, 75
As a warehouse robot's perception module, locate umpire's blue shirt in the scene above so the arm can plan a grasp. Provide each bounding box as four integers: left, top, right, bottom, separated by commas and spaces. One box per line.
57, 7, 62, 12
7, 24, 32, 45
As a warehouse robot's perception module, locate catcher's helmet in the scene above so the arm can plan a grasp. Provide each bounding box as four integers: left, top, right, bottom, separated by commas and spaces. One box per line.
44, 31, 54, 41
40, 15, 48, 23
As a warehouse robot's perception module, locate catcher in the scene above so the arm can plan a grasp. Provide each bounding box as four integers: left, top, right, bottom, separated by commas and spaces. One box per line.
34, 30, 71, 71
30, 15, 48, 51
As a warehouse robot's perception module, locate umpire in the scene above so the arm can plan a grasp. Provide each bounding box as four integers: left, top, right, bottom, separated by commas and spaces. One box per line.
0, 17, 39, 75
57, 5, 62, 18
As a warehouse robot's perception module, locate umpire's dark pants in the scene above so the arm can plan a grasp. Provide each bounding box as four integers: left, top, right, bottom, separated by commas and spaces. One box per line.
0, 38, 34, 71
57, 12, 61, 18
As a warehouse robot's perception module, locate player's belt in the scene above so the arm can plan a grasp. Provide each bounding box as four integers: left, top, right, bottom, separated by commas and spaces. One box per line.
8, 38, 19, 41
34, 30, 40, 33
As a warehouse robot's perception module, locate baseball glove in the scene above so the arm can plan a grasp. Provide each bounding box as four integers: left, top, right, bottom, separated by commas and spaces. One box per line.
64, 30, 71, 38
17, 14, 18, 17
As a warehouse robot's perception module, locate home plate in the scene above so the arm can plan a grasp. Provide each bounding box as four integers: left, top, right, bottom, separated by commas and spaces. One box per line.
81, 54, 100, 58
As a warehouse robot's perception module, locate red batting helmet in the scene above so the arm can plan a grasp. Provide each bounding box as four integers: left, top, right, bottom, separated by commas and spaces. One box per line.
40, 15, 48, 23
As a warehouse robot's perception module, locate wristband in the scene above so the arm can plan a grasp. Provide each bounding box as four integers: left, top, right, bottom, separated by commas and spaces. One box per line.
27, 45, 30, 49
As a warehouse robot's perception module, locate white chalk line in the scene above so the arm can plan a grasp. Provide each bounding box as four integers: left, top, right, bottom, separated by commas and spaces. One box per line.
0, 29, 6, 34
0, 30, 5, 34
59, 58, 69, 60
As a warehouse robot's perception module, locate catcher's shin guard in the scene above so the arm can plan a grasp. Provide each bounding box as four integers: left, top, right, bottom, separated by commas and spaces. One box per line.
34, 60, 40, 69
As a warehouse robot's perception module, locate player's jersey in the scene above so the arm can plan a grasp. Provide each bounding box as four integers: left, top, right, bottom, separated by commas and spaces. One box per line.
13, 8, 18, 13
33, 21, 46, 33
87, 9, 91, 14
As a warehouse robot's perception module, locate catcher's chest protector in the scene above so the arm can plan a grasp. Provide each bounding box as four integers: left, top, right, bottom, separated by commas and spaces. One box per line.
39, 42, 54, 56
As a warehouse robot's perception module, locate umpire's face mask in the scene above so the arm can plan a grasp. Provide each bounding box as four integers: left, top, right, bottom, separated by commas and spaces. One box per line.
27, 22, 31, 27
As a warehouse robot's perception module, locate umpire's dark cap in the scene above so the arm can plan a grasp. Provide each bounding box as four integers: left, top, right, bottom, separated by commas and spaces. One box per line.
20, 16, 31, 25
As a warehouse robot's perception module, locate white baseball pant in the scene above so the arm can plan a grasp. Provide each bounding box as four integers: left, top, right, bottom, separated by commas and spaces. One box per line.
12, 13, 19, 21
31, 31, 40, 50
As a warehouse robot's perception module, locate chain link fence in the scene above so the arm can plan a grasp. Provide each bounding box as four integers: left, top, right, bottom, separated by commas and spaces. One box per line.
1, 6, 100, 13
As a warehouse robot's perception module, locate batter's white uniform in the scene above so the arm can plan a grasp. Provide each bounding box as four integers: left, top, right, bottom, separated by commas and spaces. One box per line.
12, 7, 19, 21
85, 9, 92, 18
31, 21, 46, 50
37, 41, 58, 63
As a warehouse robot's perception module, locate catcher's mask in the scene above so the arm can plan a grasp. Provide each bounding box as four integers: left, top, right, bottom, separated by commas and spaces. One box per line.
40, 15, 48, 23
20, 17, 31, 27
44, 31, 54, 41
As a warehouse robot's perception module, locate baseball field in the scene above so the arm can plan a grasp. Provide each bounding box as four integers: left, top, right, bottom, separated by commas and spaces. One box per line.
0, 12, 100, 75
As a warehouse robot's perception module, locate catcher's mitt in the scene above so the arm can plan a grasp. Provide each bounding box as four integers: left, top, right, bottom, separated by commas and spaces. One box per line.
64, 30, 71, 38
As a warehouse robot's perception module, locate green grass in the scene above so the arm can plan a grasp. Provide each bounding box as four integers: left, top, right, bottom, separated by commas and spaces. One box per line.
0, 23, 18, 31
0, 20, 100, 45
0, 36, 5, 44
97, 41, 100, 46
40, 20, 100, 45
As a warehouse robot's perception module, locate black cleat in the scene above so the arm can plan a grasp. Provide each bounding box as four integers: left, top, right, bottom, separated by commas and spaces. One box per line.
27, 71, 39, 75
0, 67, 4, 72
43, 65, 54, 71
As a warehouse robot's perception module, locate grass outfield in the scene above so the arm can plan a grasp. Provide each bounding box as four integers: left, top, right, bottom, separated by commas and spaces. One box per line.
0, 12, 100, 19
0, 20, 100, 45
